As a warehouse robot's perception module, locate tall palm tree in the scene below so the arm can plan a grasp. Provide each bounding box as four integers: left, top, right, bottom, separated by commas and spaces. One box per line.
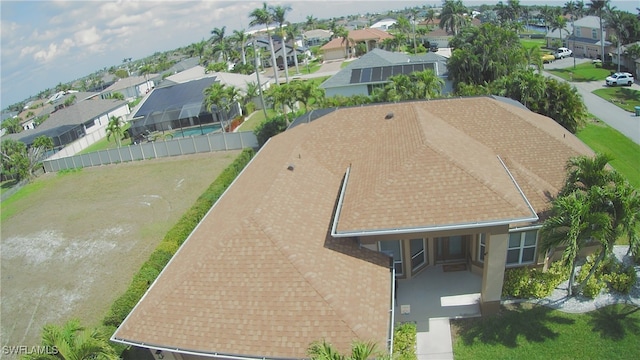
439, 0, 468, 36
23, 319, 118, 360
541, 189, 612, 296
334, 26, 354, 58
286, 23, 302, 74
294, 80, 325, 111
211, 26, 230, 62
425, 9, 436, 26
587, 0, 609, 61
249, 2, 279, 85
271, 4, 292, 84
305, 15, 318, 30
190, 40, 207, 64
550, 15, 569, 47
106, 116, 125, 148
204, 82, 231, 132
229, 30, 248, 65
604, 8, 627, 72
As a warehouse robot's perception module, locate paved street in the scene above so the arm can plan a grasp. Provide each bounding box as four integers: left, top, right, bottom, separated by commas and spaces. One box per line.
544, 56, 640, 145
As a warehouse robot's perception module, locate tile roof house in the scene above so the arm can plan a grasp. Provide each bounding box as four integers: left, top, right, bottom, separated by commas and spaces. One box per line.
3, 97, 129, 152
320, 48, 451, 97
321, 28, 394, 61
112, 96, 594, 359
547, 16, 613, 59
101, 75, 158, 101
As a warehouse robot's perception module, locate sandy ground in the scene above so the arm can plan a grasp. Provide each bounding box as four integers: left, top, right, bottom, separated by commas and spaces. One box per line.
0, 151, 240, 354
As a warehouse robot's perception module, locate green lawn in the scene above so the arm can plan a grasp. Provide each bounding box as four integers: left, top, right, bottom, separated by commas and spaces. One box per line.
77, 137, 133, 155
520, 38, 546, 50
592, 87, 640, 113
577, 119, 640, 189
547, 62, 613, 82
238, 109, 277, 132
452, 303, 640, 360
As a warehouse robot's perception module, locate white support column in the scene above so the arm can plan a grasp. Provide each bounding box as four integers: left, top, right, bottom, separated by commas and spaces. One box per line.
481, 230, 508, 315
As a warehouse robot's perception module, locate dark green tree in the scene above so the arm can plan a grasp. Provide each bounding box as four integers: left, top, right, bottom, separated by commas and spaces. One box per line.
448, 23, 526, 88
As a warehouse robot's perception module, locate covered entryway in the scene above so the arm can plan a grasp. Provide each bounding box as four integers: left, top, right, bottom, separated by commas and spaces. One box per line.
435, 235, 469, 262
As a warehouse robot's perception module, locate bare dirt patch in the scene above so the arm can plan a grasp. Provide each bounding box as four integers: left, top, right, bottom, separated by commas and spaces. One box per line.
1, 151, 240, 350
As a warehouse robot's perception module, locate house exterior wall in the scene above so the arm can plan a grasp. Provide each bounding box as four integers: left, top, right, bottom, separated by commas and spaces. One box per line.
325, 84, 369, 97
323, 48, 346, 61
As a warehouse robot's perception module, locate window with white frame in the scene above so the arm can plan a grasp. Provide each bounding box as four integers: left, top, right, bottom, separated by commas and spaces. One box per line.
478, 233, 486, 262
591, 28, 598, 39
507, 230, 537, 265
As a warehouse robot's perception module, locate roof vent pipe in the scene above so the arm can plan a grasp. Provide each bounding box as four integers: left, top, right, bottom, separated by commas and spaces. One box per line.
385, 112, 394, 120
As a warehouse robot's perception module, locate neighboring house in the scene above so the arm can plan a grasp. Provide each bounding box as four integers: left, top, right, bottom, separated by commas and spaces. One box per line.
303, 29, 332, 46
161, 65, 269, 93
3, 98, 129, 150
612, 41, 640, 74
370, 18, 397, 31
348, 18, 370, 30
551, 16, 613, 59
112, 96, 593, 359
420, 18, 482, 48
128, 76, 241, 141
321, 28, 394, 61
100, 75, 157, 101
320, 48, 451, 97
253, 36, 310, 69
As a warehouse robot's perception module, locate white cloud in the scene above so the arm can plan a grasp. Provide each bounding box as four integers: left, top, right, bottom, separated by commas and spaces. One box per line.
74, 26, 101, 47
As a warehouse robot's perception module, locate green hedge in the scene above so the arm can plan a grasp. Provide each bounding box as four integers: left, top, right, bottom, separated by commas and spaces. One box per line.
502, 262, 569, 299
394, 322, 417, 360
102, 148, 255, 328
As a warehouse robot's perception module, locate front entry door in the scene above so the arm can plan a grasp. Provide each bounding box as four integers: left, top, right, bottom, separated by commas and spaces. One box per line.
436, 236, 466, 262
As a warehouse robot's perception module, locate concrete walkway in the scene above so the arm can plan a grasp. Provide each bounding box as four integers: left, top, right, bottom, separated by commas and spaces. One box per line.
416, 318, 453, 360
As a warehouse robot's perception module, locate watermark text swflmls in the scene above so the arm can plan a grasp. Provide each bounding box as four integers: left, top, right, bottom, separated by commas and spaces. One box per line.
2, 346, 59, 355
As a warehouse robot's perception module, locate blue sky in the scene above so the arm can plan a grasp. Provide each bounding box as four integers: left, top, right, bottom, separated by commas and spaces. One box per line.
1, 0, 638, 109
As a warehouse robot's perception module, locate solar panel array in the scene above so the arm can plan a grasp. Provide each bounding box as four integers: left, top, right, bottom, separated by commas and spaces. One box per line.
349, 63, 436, 84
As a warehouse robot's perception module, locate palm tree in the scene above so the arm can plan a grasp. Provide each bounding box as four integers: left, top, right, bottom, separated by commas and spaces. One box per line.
265, 83, 296, 124
23, 319, 118, 360
334, 26, 354, 58
439, 0, 468, 36
561, 153, 616, 196
271, 4, 292, 84
412, 69, 444, 99
541, 190, 612, 296
587, 0, 609, 61
231, 29, 249, 65
203, 82, 240, 132
524, 46, 544, 72
294, 80, 325, 111
190, 40, 207, 64
249, 2, 279, 84
307, 340, 378, 360
550, 15, 569, 48
306, 15, 318, 30
211, 26, 230, 62
106, 116, 125, 148
425, 8, 436, 26
604, 8, 627, 72
286, 23, 302, 74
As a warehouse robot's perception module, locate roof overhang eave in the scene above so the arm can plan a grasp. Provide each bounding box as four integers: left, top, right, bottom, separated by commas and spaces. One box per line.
109, 338, 299, 360
331, 215, 540, 238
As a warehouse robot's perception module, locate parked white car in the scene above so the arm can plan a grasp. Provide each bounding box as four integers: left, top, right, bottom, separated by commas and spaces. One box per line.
554, 47, 573, 59
605, 72, 634, 86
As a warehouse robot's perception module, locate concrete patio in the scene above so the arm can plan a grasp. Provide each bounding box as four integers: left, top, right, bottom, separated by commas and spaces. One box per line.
394, 265, 483, 359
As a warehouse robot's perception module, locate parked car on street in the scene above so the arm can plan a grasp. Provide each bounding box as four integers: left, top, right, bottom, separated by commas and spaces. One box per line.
541, 54, 555, 63
605, 72, 634, 86
554, 47, 573, 59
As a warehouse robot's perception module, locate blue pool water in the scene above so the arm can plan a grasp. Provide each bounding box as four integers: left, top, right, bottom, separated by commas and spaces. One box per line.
175, 124, 222, 137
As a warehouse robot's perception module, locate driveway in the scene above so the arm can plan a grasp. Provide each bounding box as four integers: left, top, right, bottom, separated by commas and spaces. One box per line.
542, 57, 640, 145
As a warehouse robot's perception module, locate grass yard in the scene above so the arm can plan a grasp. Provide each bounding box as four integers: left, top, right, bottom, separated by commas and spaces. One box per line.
547, 62, 613, 82
0, 151, 240, 349
77, 136, 133, 155
238, 109, 277, 131
577, 119, 640, 188
520, 38, 546, 50
592, 87, 640, 113
452, 303, 640, 360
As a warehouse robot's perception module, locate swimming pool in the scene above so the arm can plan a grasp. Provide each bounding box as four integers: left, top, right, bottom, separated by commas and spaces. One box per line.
174, 124, 222, 137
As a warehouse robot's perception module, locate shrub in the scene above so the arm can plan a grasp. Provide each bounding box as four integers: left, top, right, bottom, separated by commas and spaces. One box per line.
603, 266, 637, 294
582, 276, 605, 298
502, 264, 567, 299
394, 322, 417, 360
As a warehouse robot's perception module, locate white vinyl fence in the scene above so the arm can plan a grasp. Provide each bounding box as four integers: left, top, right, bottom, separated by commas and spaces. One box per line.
43, 131, 258, 172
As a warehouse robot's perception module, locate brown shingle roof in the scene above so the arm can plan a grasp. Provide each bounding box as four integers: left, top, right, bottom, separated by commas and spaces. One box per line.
113, 97, 593, 358
321, 28, 394, 50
